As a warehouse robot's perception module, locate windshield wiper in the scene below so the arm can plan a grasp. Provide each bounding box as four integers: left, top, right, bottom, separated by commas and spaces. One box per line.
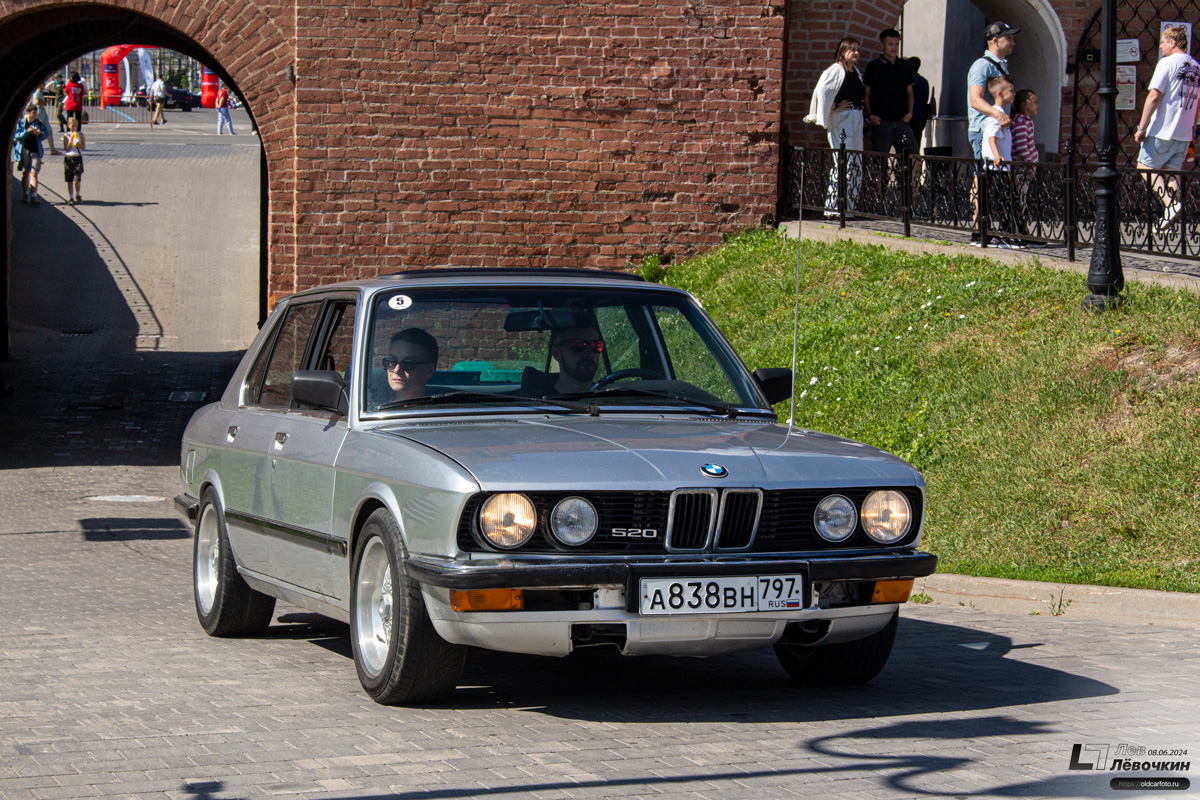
377, 391, 597, 414
550, 387, 744, 418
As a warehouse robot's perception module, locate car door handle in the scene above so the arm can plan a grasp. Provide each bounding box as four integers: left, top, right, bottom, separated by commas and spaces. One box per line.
274, 431, 290, 446
227, 426, 239, 441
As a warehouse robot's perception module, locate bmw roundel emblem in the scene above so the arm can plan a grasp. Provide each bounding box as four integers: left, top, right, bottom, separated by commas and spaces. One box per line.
700, 464, 728, 479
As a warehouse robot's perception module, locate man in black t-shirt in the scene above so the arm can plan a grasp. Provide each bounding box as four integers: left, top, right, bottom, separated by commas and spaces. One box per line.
863, 28, 917, 154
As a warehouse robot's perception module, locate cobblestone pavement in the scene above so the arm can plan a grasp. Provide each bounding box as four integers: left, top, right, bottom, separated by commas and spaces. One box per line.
1, 513, 1199, 800
3, 115, 1200, 800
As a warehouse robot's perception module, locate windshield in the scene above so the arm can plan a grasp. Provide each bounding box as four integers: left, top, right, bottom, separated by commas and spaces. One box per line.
361, 286, 769, 415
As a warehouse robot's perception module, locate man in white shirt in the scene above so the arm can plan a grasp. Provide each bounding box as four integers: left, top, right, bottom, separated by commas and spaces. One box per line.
149, 76, 168, 126
1134, 25, 1200, 227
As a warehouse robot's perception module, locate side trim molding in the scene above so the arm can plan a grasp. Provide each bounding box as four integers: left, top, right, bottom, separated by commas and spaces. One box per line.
225, 509, 348, 557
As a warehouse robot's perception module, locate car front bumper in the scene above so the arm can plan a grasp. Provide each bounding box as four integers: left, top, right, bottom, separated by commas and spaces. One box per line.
406, 550, 937, 612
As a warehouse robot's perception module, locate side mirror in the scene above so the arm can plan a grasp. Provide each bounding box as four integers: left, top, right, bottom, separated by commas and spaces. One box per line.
753, 368, 793, 406
292, 371, 349, 415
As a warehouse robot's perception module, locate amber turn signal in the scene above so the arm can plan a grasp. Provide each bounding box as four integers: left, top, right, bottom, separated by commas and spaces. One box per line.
870, 579, 914, 604
450, 588, 524, 612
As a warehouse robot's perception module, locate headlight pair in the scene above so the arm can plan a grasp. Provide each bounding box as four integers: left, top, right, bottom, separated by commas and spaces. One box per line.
813, 490, 913, 544
478, 493, 597, 549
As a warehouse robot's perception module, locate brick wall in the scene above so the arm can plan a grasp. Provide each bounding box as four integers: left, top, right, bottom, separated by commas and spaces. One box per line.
2, 0, 784, 305
286, 0, 785, 289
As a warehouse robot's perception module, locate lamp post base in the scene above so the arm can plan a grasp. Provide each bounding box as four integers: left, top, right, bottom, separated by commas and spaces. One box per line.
1081, 292, 1127, 312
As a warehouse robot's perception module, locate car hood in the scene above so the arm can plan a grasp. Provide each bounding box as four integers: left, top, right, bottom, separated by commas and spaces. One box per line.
376, 416, 921, 492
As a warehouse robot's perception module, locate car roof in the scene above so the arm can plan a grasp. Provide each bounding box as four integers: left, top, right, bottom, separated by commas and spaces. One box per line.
284, 268, 682, 301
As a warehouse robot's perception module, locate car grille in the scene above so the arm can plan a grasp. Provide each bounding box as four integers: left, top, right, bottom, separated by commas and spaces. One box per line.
456, 487, 922, 553
665, 490, 716, 551
714, 489, 762, 550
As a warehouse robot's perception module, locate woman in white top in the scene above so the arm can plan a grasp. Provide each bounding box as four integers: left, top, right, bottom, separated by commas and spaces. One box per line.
806, 38, 865, 217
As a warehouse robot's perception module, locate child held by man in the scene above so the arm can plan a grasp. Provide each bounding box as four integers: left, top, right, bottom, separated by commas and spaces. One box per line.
980, 76, 1023, 247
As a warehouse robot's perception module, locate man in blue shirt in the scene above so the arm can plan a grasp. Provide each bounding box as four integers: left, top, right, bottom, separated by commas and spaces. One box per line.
967, 21, 1018, 160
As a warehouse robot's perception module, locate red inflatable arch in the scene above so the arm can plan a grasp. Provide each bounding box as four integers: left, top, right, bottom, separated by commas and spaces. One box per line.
100, 44, 156, 107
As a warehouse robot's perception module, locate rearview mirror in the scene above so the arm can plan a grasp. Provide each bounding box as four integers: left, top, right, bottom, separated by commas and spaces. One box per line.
753, 368, 793, 406
292, 371, 349, 415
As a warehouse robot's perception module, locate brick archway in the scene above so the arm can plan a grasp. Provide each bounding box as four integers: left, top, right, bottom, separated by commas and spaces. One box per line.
4, 0, 783, 360
0, 1, 294, 358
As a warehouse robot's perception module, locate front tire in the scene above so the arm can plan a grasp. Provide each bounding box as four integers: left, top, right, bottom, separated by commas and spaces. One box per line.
351, 509, 465, 704
193, 487, 276, 636
774, 610, 898, 686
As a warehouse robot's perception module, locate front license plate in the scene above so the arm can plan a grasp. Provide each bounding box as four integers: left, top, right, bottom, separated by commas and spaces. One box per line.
639, 574, 806, 615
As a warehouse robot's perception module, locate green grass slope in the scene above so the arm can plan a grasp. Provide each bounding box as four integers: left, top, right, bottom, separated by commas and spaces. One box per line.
649, 230, 1200, 592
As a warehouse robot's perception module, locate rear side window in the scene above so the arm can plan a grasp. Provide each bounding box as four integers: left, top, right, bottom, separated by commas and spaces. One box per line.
246, 302, 321, 407
314, 301, 358, 379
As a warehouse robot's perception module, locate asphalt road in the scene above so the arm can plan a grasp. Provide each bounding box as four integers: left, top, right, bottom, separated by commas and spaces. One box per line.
2, 110, 1199, 800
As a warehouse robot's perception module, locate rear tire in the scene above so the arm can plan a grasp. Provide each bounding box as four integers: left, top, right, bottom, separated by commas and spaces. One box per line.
350, 509, 466, 704
193, 487, 276, 637
774, 610, 898, 685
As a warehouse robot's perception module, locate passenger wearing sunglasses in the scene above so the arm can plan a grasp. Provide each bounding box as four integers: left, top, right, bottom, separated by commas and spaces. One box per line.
548, 326, 605, 394
384, 328, 439, 402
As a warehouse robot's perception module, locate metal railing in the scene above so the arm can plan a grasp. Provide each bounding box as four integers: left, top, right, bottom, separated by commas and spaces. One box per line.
781, 138, 1200, 262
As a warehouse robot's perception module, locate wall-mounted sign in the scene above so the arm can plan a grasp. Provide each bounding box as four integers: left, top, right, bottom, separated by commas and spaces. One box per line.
1116, 39, 1141, 62
1116, 65, 1138, 110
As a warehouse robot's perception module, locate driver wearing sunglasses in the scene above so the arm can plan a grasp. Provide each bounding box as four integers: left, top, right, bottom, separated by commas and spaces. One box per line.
549, 325, 605, 394
384, 328, 438, 402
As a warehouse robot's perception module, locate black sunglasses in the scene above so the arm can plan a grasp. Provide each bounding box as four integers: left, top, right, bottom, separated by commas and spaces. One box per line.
383, 356, 433, 373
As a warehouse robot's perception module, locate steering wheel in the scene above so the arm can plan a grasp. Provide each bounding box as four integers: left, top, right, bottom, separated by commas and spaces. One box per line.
590, 368, 664, 391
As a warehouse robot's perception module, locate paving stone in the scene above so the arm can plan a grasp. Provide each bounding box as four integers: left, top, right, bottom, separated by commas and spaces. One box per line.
3, 123, 1200, 797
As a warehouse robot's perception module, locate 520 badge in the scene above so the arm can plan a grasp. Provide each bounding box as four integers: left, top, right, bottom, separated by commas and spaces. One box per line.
612, 527, 658, 538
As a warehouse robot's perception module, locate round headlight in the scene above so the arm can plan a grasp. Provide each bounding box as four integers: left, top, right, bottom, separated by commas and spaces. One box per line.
862, 491, 912, 543
550, 496, 598, 546
814, 495, 857, 542
479, 493, 537, 549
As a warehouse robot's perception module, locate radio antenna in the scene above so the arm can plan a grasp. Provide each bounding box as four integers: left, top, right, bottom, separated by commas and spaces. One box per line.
787, 229, 802, 432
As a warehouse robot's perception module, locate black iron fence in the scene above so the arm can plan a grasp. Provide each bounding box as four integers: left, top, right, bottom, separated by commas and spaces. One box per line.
781, 141, 1200, 262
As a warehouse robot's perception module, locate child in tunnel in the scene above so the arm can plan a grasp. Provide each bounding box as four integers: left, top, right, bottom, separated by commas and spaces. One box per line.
62, 116, 85, 205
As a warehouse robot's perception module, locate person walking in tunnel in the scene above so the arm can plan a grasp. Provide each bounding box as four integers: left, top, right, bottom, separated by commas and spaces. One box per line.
14, 104, 50, 207
48, 75, 66, 133
62, 116, 85, 206
150, 74, 168, 126
33, 84, 59, 155
215, 83, 235, 134
63, 72, 85, 129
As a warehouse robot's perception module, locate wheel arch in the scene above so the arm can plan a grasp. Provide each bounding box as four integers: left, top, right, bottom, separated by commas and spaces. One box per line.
196, 468, 227, 511
348, 482, 407, 562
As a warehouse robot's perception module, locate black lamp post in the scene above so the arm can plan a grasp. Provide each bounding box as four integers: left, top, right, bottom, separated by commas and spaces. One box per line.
1083, 0, 1125, 310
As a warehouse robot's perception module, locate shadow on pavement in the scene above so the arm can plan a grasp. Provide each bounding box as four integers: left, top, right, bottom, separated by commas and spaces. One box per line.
0, 348, 243, 469
81, 516, 190, 541
276, 614, 1116, 725
2, 175, 249, 470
